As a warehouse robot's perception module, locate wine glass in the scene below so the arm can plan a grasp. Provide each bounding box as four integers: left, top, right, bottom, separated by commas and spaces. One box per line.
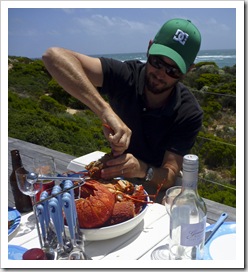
151, 186, 182, 260
33, 156, 56, 201
15, 166, 43, 205
15, 165, 43, 246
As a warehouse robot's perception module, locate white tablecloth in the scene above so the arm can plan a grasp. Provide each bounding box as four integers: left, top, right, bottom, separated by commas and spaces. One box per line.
7, 203, 173, 268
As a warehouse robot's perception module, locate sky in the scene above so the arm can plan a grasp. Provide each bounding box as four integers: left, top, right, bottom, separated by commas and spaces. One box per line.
1, 3, 246, 268
6, 3, 239, 59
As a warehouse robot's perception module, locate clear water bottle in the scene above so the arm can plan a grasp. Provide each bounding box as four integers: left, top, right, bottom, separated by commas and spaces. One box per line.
169, 154, 207, 260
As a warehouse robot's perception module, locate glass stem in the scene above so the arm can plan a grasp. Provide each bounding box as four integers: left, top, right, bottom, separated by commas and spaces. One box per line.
31, 196, 43, 248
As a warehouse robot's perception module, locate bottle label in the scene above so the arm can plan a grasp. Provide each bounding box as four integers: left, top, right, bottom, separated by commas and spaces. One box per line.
180, 217, 206, 246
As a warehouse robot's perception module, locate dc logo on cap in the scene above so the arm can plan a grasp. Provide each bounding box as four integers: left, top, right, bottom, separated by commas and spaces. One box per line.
173, 29, 189, 45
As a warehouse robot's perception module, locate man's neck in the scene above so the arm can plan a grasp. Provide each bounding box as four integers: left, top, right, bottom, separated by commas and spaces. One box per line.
144, 87, 174, 109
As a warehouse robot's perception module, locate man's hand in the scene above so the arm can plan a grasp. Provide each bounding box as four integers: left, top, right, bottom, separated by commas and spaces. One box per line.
102, 113, 132, 157
100, 153, 145, 179
101, 150, 183, 192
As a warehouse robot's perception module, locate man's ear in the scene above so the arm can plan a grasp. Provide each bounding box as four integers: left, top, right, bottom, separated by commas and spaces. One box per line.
146, 40, 153, 57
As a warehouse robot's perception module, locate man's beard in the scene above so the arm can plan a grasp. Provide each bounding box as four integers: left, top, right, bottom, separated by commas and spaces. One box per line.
144, 71, 178, 95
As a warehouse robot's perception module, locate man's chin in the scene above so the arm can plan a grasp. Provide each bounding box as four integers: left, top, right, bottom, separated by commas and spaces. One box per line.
146, 84, 170, 95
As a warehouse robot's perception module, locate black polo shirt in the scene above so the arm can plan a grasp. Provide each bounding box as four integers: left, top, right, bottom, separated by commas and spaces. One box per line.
99, 58, 203, 167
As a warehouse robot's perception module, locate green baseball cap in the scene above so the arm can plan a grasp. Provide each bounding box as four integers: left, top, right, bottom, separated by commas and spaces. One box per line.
149, 18, 201, 74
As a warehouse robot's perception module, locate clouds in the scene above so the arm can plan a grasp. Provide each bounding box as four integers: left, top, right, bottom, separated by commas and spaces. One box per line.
205, 17, 231, 33
198, 16, 235, 50
64, 12, 160, 54
75, 14, 155, 36
7, 7, 237, 58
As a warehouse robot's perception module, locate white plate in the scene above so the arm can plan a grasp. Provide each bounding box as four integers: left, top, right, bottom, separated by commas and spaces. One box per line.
67, 151, 106, 172
8, 207, 21, 241
204, 222, 236, 260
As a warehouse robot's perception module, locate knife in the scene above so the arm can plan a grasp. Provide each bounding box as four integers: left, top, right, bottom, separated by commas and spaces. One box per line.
205, 212, 228, 245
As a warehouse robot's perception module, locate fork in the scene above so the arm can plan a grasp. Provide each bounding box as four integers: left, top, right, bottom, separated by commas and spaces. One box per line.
51, 185, 72, 253
62, 192, 86, 260
39, 191, 57, 248
63, 180, 82, 242
48, 197, 69, 260
36, 204, 56, 259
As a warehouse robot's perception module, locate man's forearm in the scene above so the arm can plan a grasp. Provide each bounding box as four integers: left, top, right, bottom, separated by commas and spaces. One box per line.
42, 47, 110, 120
42, 47, 132, 155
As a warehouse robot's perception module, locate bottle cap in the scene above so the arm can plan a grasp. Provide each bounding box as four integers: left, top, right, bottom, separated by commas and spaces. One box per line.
183, 154, 199, 171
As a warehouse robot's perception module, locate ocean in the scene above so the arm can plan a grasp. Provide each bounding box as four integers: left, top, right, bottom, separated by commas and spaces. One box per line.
93, 49, 236, 68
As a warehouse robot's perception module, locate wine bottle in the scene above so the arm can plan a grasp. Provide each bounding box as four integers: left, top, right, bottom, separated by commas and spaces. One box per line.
169, 154, 207, 260
9, 150, 33, 213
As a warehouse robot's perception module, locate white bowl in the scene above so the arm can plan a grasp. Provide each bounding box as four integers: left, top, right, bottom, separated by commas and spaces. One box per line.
64, 201, 149, 241
81, 203, 148, 241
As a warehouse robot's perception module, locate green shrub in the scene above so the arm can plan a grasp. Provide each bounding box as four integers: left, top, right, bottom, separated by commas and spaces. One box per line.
195, 73, 221, 89
39, 95, 66, 113
222, 65, 236, 76
195, 61, 218, 68
198, 134, 236, 168
198, 179, 236, 208
202, 100, 222, 115
8, 90, 110, 157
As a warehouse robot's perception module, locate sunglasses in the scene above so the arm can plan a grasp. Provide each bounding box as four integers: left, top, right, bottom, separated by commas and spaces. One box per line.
148, 55, 182, 79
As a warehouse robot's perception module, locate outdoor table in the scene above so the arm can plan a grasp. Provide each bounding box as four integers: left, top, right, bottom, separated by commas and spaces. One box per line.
6, 202, 238, 269
6, 138, 241, 269
8, 203, 169, 261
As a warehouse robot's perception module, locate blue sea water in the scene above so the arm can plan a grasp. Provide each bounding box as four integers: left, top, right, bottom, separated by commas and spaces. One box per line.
195, 49, 236, 68
93, 49, 236, 68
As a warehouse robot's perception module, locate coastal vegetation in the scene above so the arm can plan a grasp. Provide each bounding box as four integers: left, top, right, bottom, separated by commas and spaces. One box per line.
8, 56, 236, 207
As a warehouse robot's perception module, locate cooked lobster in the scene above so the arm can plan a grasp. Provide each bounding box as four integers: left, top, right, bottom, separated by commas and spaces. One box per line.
75, 180, 115, 228
75, 179, 149, 228
85, 153, 113, 179
72, 153, 156, 228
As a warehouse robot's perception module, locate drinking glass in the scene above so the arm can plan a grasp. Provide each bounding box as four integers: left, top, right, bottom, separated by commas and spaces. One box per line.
15, 165, 43, 246
151, 186, 182, 260
163, 186, 182, 215
33, 156, 56, 201
15, 166, 43, 205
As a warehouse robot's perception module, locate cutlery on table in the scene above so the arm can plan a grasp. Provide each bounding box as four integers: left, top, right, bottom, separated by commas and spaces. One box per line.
36, 204, 55, 260
63, 180, 83, 242
49, 197, 69, 260
40, 191, 57, 248
205, 212, 228, 245
51, 185, 72, 253
64, 180, 91, 259
63, 192, 86, 260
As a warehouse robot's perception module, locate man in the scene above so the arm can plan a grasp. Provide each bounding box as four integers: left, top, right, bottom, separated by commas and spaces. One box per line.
42, 18, 203, 202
